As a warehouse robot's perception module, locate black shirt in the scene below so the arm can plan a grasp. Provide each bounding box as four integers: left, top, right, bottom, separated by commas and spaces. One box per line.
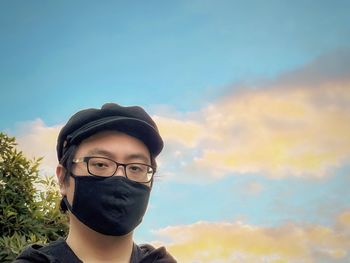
14, 238, 176, 263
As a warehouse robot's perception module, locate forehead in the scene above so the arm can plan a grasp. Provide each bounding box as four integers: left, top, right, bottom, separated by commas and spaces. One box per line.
74, 130, 151, 161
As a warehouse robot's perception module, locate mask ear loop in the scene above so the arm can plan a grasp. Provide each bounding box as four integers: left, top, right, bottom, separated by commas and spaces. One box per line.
62, 196, 73, 212
59, 145, 77, 213
150, 176, 154, 188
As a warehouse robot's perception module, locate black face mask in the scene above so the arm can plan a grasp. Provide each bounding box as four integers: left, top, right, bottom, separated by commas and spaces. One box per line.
63, 175, 150, 236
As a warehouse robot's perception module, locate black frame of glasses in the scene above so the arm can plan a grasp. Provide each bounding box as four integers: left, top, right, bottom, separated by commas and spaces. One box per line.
72, 156, 155, 183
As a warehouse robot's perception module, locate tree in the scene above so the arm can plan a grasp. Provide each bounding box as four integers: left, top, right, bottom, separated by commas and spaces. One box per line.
0, 132, 68, 262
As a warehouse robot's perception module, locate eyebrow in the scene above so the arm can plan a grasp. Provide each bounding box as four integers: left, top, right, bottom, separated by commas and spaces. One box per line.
86, 148, 150, 164
86, 148, 115, 159
124, 153, 150, 164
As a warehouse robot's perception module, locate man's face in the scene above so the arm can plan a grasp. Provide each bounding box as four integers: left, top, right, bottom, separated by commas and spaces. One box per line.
58, 130, 152, 209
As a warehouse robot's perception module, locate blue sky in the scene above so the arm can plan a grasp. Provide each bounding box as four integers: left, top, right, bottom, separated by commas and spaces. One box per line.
2, 0, 349, 128
1, 1, 350, 262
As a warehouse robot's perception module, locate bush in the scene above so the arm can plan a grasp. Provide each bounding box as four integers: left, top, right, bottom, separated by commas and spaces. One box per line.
0, 133, 68, 262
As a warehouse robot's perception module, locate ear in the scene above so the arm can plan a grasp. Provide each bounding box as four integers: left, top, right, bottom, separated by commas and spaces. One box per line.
56, 164, 67, 196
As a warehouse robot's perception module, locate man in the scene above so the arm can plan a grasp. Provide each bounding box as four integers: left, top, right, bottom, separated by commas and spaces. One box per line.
15, 103, 176, 263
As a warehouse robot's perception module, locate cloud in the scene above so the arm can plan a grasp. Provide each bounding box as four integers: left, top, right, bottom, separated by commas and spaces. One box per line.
156, 49, 350, 180
152, 210, 350, 263
244, 181, 264, 196
14, 119, 62, 176
13, 81, 350, 181
11, 49, 350, 180
153, 116, 203, 147
274, 48, 350, 86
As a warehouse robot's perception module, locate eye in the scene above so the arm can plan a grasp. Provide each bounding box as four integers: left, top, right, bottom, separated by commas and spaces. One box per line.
127, 164, 146, 173
90, 160, 110, 169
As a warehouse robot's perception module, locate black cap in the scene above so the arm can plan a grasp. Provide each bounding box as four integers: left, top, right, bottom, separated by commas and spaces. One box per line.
57, 103, 163, 161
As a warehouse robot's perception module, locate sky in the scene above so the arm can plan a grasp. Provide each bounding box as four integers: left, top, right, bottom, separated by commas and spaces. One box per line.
1, 1, 350, 262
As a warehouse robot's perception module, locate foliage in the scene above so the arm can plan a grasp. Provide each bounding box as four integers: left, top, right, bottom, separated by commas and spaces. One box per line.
0, 133, 68, 262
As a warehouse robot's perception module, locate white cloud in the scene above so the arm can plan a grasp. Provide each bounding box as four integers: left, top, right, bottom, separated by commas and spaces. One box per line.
14, 119, 62, 176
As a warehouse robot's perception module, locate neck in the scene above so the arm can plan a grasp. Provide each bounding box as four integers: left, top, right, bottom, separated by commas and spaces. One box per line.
66, 214, 134, 263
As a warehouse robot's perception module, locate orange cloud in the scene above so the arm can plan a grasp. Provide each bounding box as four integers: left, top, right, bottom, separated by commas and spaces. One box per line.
157, 82, 350, 179
13, 50, 350, 180
153, 210, 350, 263
14, 82, 350, 181
201, 84, 350, 177
153, 116, 203, 147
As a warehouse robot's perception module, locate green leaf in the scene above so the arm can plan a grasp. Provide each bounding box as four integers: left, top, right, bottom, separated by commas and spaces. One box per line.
0, 133, 68, 262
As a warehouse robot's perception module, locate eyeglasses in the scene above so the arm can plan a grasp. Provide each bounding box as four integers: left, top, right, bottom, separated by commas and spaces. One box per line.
72, 156, 155, 183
